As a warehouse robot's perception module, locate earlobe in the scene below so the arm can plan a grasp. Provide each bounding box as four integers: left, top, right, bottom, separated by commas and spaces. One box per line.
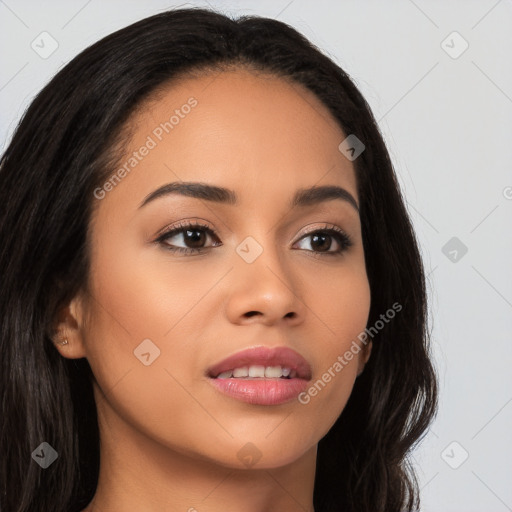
50, 292, 88, 359
357, 340, 372, 377
364, 340, 372, 364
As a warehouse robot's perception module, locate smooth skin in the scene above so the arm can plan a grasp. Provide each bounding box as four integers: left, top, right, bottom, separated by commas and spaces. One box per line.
53, 68, 372, 512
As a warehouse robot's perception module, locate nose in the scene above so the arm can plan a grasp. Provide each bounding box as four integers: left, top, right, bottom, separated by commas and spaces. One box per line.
223, 239, 307, 327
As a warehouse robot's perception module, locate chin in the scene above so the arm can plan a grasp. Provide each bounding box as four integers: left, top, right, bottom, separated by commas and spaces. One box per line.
204, 436, 316, 471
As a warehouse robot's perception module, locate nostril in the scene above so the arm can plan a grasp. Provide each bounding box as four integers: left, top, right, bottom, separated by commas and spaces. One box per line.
245, 311, 259, 318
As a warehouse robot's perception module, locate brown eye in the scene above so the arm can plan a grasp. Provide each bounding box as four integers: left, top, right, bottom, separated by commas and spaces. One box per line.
156, 222, 352, 257
157, 222, 220, 254
294, 227, 353, 255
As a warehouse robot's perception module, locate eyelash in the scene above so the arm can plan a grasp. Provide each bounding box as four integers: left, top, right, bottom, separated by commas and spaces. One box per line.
155, 221, 353, 257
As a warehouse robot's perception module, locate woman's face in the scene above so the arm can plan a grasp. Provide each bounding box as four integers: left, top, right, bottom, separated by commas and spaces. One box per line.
67, 68, 371, 469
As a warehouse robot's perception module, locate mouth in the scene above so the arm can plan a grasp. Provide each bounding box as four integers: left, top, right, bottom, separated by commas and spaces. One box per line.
211, 365, 298, 380
206, 346, 312, 405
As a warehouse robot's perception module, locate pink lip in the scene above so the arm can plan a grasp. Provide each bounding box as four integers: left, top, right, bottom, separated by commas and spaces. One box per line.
206, 346, 312, 406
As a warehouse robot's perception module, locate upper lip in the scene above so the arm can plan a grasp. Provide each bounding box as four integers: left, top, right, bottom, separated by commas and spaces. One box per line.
207, 346, 312, 380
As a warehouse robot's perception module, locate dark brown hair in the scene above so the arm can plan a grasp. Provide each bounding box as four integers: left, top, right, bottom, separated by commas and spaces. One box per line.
0, 7, 437, 511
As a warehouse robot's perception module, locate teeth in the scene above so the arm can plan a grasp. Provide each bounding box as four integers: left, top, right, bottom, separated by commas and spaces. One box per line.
215, 365, 294, 379
233, 367, 249, 378
265, 366, 282, 378
248, 365, 265, 377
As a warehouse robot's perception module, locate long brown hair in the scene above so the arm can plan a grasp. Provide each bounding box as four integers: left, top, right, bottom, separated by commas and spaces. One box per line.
0, 8, 437, 511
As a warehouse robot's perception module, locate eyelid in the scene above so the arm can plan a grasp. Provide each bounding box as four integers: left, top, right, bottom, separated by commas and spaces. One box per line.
154, 219, 353, 257
153, 218, 214, 240
295, 222, 347, 239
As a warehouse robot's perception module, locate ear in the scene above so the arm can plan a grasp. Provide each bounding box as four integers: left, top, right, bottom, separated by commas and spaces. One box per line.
357, 340, 372, 377
50, 291, 88, 359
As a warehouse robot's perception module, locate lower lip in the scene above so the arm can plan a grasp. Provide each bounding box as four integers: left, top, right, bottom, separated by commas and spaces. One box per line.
208, 377, 309, 405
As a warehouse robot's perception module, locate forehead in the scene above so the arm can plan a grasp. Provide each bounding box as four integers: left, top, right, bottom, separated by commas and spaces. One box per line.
97, 68, 358, 215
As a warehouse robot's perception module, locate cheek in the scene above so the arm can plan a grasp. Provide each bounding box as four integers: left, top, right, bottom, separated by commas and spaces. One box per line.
85, 225, 218, 344
293, 262, 370, 430
82, 245, 222, 460
301, 256, 371, 346
81, 229, 215, 403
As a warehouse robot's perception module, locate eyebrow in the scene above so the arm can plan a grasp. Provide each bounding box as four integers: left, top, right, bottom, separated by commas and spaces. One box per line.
138, 181, 359, 212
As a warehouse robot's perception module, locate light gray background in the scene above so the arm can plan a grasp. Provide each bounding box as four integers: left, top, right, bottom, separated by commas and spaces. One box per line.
1, 1, 511, 510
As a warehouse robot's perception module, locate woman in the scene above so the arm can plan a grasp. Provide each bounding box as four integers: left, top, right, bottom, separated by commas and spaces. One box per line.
0, 7, 437, 512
